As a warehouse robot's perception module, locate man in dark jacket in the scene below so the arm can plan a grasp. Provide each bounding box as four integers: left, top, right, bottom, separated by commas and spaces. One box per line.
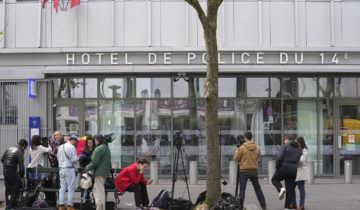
271, 135, 302, 210
1, 139, 28, 209
85, 135, 111, 210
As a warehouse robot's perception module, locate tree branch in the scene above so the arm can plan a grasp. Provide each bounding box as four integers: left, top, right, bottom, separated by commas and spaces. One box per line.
185, 0, 207, 26
207, 0, 223, 21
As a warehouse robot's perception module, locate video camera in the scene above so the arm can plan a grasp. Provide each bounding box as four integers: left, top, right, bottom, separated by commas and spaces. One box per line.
236, 135, 245, 148
174, 131, 184, 148
104, 133, 114, 144
41, 137, 50, 147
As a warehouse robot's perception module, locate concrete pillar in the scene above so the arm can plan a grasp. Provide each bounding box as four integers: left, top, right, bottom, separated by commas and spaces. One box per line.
267, 160, 276, 184
150, 160, 159, 185
189, 161, 198, 185
229, 161, 238, 185
344, 160, 352, 184
307, 161, 315, 185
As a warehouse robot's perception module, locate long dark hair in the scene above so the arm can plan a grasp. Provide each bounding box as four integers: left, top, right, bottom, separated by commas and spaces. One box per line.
31, 135, 42, 150
296, 136, 307, 150
85, 135, 95, 150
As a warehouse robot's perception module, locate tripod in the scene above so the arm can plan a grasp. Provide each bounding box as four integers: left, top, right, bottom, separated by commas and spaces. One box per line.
170, 142, 192, 203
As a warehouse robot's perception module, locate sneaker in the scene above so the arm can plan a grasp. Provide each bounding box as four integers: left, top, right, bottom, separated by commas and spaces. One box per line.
279, 187, 286, 200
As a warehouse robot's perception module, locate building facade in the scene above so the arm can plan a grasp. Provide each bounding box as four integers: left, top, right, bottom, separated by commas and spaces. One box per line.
1, 0, 360, 178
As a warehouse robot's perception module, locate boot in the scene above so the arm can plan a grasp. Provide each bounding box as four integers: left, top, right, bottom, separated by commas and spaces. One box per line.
59, 205, 66, 210
67, 206, 78, 210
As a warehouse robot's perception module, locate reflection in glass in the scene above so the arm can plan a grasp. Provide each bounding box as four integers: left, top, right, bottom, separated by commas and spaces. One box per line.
173, 78, 189, 98
54, 78, 83, 98
283, 78, 317, 97
219, 78, 236, 97
55, 106, 79, 136
136, 78, 171, 98
99, 78, 134, 98
319, 78, 333, 97
320, 99, 333, 175
85, 79, 97, 98
236, 78, 246, 98
136, 100, 172, 175
85, 101, 97, 136
335, 78, 360, 97
99, 100, 135, 168
247, 78, 269, 97
270, 78, 281, 97
246, 99, 281, 175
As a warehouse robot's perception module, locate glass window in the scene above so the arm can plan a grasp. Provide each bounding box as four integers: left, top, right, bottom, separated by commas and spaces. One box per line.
247, 78, 269, 97
319, 99, 333, 175
319, 78, 334, 97
85, 101, 97, 136
283, 78, 317, 97
270, 78, 281, 97
219, 78, 236, 97
136, 100, 172, 175
236, 77, 246, 98
335, 78, 360, 97
85, 79, 97, 98
99, 100, 135, 168
0, 82, 17, 125
99, 78, 134, 98
54, 78, 83, 98
173, 77, 189, 98
136, 78, 171, 98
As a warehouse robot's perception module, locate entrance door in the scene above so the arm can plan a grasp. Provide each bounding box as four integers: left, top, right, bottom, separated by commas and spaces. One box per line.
336, 101, 360, 176
54, 101, 84, 137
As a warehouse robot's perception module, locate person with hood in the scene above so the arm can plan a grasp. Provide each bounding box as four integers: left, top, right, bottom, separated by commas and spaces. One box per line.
234, 131, 266, 210
85, 135, 111, 210
271, 135, 302, 210
114, 158, 153, 210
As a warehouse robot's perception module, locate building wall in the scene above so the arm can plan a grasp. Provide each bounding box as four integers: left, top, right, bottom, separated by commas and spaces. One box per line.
1, 0, 360, 48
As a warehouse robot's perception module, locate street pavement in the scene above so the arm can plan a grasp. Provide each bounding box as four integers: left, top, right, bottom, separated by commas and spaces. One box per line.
1, 178, 360, 210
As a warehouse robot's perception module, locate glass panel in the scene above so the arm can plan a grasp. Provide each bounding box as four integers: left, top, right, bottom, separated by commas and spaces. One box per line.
219, 78, 236, 97
335, 78, 360, 97
85, 79, 97, 98
99, 100, 135, 168
247, 78, 269, 97
55, 106, 79, 136
173, 77, 189, 98
136, 100, 172, 176
194, 78, 206, 97
319, 99, 333, 175
85, 101, 97, 136
246, 99, 282, 175
1, 83, 17, 124
339, 105, 360, 175
173, 99, 206, 175
219, 99, 245, 176
99, 78, 134, 98
236, 78, 246, 98
54, 78, 84, 98
270, 78, 281, 97
319, 78, 334, 97
283, 100, 318, 173
136, 78, 171, 98
283, 78, 317, 97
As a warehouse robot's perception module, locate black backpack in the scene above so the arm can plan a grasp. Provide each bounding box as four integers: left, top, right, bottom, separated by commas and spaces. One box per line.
151, 189, 170, 209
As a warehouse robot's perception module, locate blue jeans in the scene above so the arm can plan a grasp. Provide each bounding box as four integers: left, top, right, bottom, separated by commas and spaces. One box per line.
239, 172, 266, 209
292, 180, 306, 207
59, 168, 76, 206
28, 164, 42, 179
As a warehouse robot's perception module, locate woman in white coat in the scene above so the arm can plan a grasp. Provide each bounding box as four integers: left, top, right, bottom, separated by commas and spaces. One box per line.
291, 136, 308, 210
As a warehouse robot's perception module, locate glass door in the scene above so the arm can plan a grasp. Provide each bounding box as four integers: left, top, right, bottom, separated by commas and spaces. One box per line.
336, 101, 360, 176
54, 101, 84, 137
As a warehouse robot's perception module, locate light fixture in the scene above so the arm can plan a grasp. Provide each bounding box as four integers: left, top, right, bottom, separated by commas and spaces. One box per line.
173, 73, 190, 82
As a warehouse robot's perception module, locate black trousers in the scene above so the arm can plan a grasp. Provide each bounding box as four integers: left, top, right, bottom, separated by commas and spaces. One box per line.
271, 167, 297, 209
125, 183, 149, 207
4, 167, 21, 209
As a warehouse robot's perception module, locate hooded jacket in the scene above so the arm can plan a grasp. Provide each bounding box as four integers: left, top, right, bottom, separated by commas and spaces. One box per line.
276, 140, 302, 172
115, 162, 148, 193
234, 141, 260, 172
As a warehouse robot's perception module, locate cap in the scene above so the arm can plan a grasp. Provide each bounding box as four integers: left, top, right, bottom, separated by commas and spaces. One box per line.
69, 135, 79, 142
95, 134, 105, 142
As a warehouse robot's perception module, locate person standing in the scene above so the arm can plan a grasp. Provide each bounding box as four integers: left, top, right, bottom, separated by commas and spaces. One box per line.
1, 139, 28, 210
49, 131, 64, 167
115, 158, 153, 210
85, 135, 111, 210
79, 136, 95, 169
28, 135, 52, 179
57, 136, 79, 210
233, 131, 266, 210
291, 136, 309, 210
271, 135, 302, 210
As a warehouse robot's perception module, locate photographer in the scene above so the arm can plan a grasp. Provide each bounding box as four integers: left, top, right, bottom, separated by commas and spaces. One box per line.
85, 135, 111, 210
233, 132, 266, 210
28, 135, 52, 179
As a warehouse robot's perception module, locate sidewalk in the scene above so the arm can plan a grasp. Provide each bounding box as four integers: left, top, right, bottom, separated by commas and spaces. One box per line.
1, 178, 360, 210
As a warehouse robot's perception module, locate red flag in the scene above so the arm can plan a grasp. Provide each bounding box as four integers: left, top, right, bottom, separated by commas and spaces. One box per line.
71, 0, 80, 9
53, 0, 59, 13
42, 0, 48, 8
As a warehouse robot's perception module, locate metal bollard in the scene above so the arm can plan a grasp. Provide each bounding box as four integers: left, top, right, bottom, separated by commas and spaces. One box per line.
307, 161, 315, 185
344, 160, 352, 184
150, 160, 159, 185
189, 161, 198, 185
268, 160, 276, 184
229, 161, 238, 185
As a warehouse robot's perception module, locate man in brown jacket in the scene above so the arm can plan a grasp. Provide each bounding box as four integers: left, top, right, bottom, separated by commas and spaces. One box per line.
234, 131, 266, 210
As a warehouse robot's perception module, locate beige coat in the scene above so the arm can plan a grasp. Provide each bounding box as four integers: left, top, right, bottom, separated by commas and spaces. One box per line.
296, 148, 309, 181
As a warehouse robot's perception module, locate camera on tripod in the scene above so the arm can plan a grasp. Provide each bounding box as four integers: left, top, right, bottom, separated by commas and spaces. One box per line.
174, 131, 184, 148
236, 135, 245, 148
104, 133, 114, 144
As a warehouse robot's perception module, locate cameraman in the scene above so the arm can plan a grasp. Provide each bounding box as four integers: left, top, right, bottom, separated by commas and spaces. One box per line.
28, 135, 52, 179
233, 132, 266, 210
85, 135, 111, 210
